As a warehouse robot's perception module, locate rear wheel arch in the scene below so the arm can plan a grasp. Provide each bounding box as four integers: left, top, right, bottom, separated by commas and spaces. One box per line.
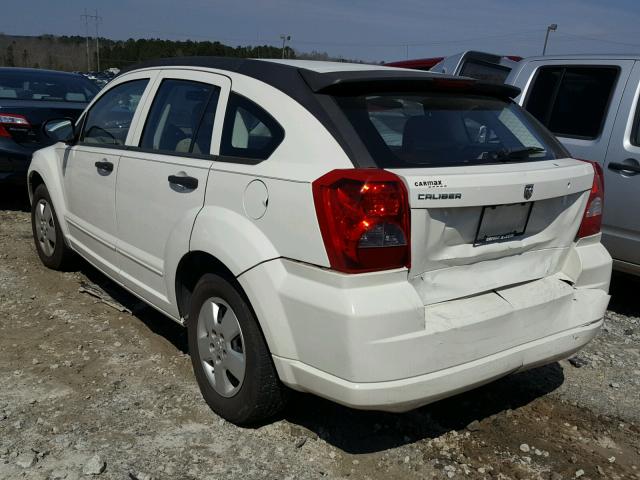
174, 246, 299, 364
175, 251, 244, 323
175, 250, 285, 378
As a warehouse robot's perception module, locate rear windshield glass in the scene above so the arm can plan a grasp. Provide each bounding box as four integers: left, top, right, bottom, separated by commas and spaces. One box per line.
459, 60, 511, 84
0, 70, 99, 102
335, 92, 567, 168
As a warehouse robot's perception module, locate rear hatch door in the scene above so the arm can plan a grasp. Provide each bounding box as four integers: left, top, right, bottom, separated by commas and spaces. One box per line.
393, 159, 593, 305
326, 77, 595, 304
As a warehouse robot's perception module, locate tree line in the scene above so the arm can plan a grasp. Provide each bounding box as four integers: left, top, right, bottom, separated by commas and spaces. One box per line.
0, 34, 301, 72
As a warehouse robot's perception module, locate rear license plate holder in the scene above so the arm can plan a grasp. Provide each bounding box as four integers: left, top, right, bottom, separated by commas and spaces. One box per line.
474, 202, 533, 246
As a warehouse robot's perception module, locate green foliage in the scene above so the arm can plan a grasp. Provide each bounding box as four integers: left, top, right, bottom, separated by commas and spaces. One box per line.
0, 34, 349, 71
49, 35, 293, 70
102, 38, 292, 69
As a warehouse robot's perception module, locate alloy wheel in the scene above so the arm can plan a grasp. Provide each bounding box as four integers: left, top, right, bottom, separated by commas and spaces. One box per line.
196, 297, 246, 397
34, 199, 56, 257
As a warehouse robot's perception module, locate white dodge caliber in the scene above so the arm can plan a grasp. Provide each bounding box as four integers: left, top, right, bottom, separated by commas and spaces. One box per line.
28, 57, 612, 425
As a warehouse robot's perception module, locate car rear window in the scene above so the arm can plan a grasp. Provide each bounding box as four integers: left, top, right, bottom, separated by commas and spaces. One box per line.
525, 66, 619, 140
459, 60, 511, 84
0, 70, 99, 102
220, 93, 284, 160
334, 92, 566, 168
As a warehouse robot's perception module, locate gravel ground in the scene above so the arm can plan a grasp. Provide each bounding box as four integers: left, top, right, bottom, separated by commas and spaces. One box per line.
0, 187, 639, 480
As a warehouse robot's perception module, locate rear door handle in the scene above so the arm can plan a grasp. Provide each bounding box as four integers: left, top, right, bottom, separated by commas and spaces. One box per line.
94, 160, 114, 173
608, 160, 640, 175
168, 174, 198, 190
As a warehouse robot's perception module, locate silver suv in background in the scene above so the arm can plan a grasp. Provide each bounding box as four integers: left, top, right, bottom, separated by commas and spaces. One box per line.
506, 55, 640, 276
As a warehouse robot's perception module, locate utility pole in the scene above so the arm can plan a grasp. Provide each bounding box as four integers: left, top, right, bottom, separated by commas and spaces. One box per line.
280, 34, 291, 59
81, 9, 91, 71
542, 24, 557, 55
94, 10, 103, 71
81, 10, 102, 71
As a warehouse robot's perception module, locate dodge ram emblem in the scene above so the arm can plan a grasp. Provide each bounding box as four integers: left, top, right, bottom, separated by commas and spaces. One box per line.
524, 184, 534, 200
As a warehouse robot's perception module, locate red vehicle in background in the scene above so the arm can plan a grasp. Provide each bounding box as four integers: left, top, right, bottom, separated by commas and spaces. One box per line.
385, 56, 445, 71
386, 51, 522, 84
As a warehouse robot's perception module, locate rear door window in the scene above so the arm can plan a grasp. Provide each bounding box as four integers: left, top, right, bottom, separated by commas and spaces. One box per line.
525, 66, 619, 140
81, 79, 148, 146
631, 93, 640, 147
139, 79, 220, 155
335, 92, 566, 168
220, 93, 284, 160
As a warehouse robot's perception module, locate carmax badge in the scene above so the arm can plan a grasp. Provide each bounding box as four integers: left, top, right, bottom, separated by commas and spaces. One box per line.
524, 184, 534, 200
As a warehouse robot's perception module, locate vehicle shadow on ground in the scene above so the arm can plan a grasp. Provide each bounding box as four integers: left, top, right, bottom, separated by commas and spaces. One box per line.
283, 363, 564, 453
78, 261, 188, 354
70, 252, 640, 454
74, 256, 565, 453
608, 271, 640, 318
0, 184, 30, 212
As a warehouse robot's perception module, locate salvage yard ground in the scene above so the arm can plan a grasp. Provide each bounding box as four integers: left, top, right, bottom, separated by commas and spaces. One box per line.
0, 186, 639, 480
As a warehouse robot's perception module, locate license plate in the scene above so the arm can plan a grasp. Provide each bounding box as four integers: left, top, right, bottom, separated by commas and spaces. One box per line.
474, 202, 533, 245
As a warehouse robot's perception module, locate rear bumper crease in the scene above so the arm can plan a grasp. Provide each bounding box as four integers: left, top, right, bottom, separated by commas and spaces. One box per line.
237, 233, 611, 413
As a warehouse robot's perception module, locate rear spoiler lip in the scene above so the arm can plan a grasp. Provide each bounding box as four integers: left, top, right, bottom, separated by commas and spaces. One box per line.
299, 68, 521, 99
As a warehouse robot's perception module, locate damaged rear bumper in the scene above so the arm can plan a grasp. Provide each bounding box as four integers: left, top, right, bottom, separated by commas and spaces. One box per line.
273, 317, 603, 412
239, 243, 611, 413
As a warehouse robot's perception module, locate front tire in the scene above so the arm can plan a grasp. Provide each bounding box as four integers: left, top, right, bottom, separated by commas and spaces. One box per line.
31, 184, 74, 270
187, 273, 286, 425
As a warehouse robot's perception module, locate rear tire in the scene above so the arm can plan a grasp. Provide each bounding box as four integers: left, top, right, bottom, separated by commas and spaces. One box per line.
187, 273, 287, 425
31, 184, 75, 270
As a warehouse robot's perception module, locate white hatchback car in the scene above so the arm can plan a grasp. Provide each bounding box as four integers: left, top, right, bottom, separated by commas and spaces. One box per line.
29, 58, 612, 425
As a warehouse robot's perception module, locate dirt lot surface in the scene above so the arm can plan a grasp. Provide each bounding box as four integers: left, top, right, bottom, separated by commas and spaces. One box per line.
1, 187, 639, 480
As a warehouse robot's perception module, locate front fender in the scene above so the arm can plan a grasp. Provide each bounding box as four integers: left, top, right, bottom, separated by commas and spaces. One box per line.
28, 145, 71, 240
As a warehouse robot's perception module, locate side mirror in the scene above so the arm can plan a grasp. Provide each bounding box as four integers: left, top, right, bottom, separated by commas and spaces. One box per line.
43, 118, 75, 144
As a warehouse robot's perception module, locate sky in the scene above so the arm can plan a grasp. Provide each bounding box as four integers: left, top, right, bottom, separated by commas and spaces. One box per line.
2, 0, 640, 63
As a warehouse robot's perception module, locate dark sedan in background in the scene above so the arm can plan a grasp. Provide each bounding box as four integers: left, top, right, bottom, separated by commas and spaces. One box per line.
0, 68, 99, 185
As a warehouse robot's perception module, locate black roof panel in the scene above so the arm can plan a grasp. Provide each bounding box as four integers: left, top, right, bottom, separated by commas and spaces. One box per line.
121, 56, 520, 99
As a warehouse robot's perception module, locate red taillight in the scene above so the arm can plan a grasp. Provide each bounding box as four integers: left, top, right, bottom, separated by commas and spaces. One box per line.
0, 113, 31, 138
312, 169, 410, 273
577, 160, 605, 239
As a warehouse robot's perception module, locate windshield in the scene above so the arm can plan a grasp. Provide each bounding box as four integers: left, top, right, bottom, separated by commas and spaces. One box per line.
0, 70, 99, 103
335, 92, 568, 168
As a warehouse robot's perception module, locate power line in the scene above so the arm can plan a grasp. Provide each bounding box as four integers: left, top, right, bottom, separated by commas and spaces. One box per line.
94, 10, 103, 71
4, 24, 640, 65
80, 10, 102, 71
554, 31, 640, 49
80, 9, 91, 70
131, 27, 544, 50
290, 29, 544, 48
